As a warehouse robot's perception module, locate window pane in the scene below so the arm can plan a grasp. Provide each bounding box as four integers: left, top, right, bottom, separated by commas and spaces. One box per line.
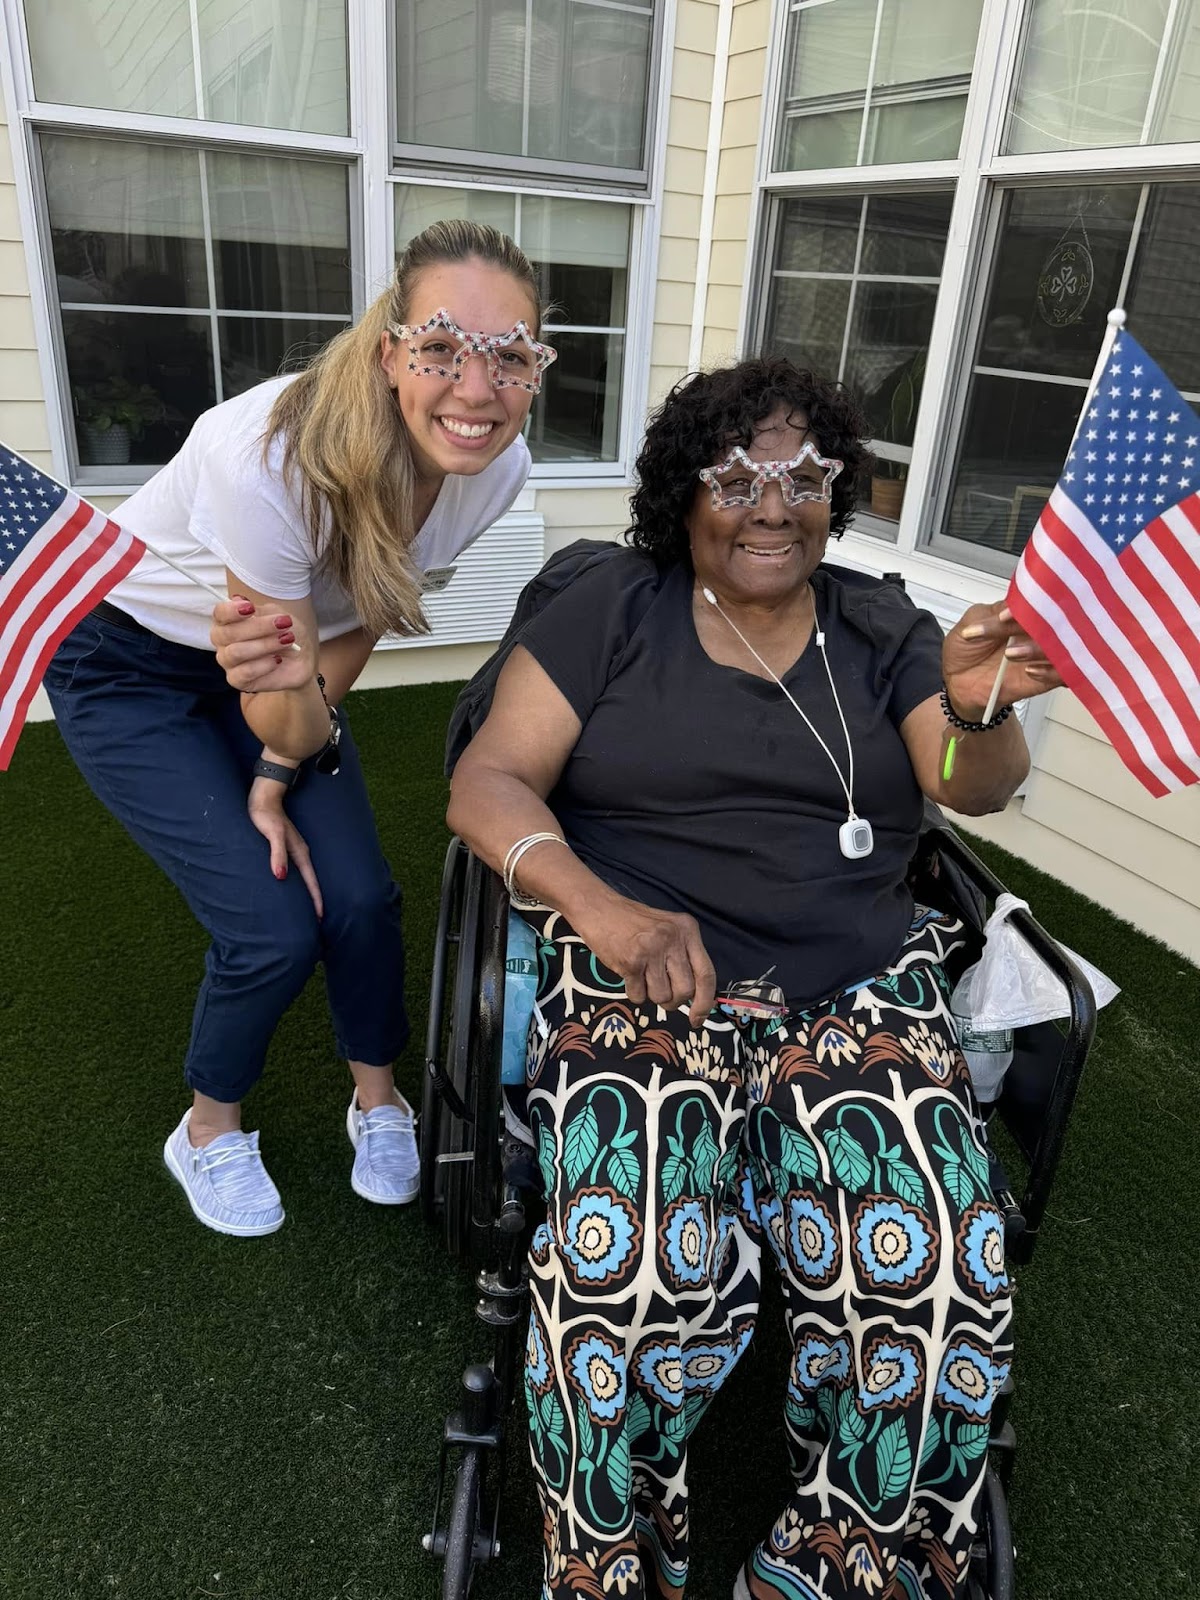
220, 316, 351, 399
845, 283, 939, 443
938, 178, 1200, 565
394, 186, 632, 466
43, 136, 209, 309
775, 0, 984, 170
1006, 0, 1182, 154
64, 310, 215, 468
25, 0, 348, 134
859, 192, 954, 277
761, 277, 851, 379
776, 194, 862, 275
394, 0, 654, 172
207, 152, 351, 315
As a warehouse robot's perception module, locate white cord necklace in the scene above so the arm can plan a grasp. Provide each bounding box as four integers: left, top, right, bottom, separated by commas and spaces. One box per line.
701, 584, 875, 860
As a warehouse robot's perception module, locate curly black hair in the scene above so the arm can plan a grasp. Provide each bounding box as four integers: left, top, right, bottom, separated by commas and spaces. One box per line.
626, 356, 869, 566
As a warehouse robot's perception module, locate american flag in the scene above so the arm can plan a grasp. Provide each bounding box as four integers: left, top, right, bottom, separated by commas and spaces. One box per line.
1007, 330, 1200, 797
0, 447, 144, 770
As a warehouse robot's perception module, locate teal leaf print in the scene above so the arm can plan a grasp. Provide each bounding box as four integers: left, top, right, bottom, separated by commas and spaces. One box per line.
563, 1104, 599, 1188
837, 1389, 867, 1444
942, 1158, 975, 1212
918, 1412, 941, 1469
627, 1392, 651, 1446
607, 1428, 632, 1505
692, 1121, 721, 1184
957, 1119, 991, 1190
785, 1396, 817, 1432
884, 1154, 928, 1209
956, 1421, 991, 1461
664, 1405, 689, 1442
662, 1152, 689, 1204
537, 1124, 557, 1196
606, 1146, 640, 1199
778, 1122, 821, 1183
823, 1125, 873, 1192
541, 1390, 565, 1443
716, 1145, 739, 1190
576, 1396, 595, 1463
875, 1416, 915, 1502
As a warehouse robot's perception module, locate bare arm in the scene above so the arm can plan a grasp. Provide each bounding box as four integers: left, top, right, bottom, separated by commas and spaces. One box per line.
902, 600, 1064, 814
448, 645, 717, 1024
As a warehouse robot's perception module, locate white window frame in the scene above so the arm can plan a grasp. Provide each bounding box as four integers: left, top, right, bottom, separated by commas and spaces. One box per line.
743, 0, 1200, 612
0, 0, 666, 494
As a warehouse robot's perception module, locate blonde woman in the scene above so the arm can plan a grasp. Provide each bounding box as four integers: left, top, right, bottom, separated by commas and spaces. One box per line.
43, 221, 555, 1238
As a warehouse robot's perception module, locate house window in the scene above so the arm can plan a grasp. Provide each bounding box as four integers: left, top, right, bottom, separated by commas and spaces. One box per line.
395, 185, 629, 463
759, 189, 954, 528
40, 133, 352, 481
773, 0, 985, 172
25, 0, 349, 135
1007, 0, 1200, 154
393, 0, 658, 184
934, 180, 1200, 569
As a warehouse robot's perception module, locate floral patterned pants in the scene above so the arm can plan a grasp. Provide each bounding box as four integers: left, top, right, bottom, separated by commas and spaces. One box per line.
523, 907, 1012, 1600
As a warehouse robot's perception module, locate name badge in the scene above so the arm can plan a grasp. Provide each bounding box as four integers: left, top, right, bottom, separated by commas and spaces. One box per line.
419, 565, 457, 595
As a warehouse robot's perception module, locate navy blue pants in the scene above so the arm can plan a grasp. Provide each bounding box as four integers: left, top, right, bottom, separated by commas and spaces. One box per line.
42, 608, 408, 1102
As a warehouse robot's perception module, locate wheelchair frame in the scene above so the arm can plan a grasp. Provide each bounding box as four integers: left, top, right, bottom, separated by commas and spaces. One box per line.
419, 825, 1097, 1599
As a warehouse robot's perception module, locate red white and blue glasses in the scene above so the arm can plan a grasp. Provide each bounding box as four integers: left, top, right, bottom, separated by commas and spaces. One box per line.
698, 442, 843, 510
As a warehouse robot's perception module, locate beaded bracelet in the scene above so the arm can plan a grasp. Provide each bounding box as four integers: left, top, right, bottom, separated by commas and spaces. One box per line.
939, 686, 1014, 733
502, 831, 567, 909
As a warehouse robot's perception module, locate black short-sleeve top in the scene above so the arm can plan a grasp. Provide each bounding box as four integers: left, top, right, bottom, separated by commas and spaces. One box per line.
519, 549, 945, 1008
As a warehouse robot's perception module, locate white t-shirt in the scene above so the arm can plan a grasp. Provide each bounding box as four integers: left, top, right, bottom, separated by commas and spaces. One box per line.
107, 374, 532, 649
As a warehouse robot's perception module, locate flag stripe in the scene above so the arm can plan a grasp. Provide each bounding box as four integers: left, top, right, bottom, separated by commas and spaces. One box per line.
0, 497, 99, 637
1149, 503, 1200, 613
1008, 564, 1175, 797
0, 530, 142, 769
1039, 494, 1200, 766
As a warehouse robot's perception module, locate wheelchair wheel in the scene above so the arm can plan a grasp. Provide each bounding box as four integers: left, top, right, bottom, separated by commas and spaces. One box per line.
965, 1464, 1015, 1600
441, 1448, 485, 1600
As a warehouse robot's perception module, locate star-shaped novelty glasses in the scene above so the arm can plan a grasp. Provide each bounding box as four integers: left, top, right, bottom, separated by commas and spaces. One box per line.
388, 308, 558, 394
698, 441, 843, 509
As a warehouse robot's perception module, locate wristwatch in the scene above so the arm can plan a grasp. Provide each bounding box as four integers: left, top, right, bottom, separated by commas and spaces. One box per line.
252, 757, 301, 789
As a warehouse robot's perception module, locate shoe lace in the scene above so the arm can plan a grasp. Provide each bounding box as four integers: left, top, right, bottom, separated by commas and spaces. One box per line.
198, 1134, 275, 1211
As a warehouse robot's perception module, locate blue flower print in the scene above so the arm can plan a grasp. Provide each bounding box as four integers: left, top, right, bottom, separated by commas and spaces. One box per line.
956, 1202, 1009, 1300
568, 1332, 627, 1422
757, 1195, 787, 1272
852, 1198, 936, 1289
658, 1197, 710, 1289
530, 1220, 554, 1264
787, 1193, 840, 1284
859, 1335, 923, 1411
635, 1340, 684, 1410
936, 1339, 1010, 1418
561, 1187, 642, 1286
792, 1333, 852, 1391
681, 1341, 738, 1394
526, 1308, 552, 1393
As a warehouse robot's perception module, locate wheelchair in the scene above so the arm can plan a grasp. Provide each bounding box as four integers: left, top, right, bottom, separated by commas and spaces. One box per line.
419, 824, 1097, 1600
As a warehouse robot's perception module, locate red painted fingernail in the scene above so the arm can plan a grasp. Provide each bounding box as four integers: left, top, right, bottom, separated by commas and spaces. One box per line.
274, 654, 284, 664
277, 632, 295, 645
237, 602, 254, 616
274, 865, 286, 880
273, 615, 292, 629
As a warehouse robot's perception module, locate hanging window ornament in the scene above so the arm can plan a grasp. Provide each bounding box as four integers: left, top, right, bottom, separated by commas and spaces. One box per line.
1036, 210, 1094, 327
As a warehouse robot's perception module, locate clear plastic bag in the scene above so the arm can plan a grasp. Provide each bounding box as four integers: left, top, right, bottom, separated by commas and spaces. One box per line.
957, 892, 1120, 1033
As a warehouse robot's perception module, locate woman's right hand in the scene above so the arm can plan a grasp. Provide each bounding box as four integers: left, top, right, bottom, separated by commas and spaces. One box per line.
211, 596, 318, 693
577, 896, 717, 1028
247, 777, 324, 918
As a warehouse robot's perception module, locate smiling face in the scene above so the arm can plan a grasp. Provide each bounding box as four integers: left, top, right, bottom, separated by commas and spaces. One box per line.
380, 258, 539, 484
686, 404, 833, 606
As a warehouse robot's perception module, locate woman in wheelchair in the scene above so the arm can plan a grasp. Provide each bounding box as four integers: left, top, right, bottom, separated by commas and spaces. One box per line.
447, 357, 1063, 1600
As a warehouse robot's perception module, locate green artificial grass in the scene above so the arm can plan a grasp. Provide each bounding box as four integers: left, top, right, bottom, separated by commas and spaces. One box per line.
2, 683, 1197, 1599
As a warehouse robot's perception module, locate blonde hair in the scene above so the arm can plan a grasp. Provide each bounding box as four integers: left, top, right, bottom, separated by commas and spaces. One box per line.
265, 220, 542, 639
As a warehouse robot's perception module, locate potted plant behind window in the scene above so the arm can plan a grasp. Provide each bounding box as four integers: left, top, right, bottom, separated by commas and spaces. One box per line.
77, 378, 165, 467
868, 348, 926, 521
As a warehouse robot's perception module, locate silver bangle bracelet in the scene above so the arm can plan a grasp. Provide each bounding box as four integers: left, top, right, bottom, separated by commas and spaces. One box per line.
502, 831, 566, 908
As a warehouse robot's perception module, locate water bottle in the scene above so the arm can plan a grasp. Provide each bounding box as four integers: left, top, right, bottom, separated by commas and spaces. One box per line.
950, 967, 1013, 1106
501, 910, 540, 1086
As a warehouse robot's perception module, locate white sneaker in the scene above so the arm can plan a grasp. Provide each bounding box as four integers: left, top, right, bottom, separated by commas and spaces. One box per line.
163, 1110, 284, 1237
346, 1091, 419, 1204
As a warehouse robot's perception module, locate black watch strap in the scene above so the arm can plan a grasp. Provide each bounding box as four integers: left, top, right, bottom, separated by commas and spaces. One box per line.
252, 757, 301, 789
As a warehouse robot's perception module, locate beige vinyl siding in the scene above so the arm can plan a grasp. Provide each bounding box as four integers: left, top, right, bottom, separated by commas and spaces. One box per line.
952, 691, 1200, 962
0, 88, 52, 471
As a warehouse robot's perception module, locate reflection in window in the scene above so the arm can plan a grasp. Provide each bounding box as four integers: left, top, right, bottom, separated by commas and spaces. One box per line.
394, 0, 654, 176
1007, 0, 1200, 155
940, 181, 1200, 563
774, 0, 984, 171
395, 186, 630, 463
760, 191, 954, 526
24, 0, 349, 134
42, 134, 352, 474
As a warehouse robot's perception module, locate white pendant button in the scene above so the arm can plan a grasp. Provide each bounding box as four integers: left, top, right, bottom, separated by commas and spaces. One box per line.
839, 817, 874, 859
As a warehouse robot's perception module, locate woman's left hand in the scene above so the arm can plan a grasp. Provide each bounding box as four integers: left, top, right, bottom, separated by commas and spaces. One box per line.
942, 601, 1065, 717
211, 596, 318, 694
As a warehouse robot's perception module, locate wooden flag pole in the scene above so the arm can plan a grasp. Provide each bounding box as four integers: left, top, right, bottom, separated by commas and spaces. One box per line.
979, 305, 1127, 724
